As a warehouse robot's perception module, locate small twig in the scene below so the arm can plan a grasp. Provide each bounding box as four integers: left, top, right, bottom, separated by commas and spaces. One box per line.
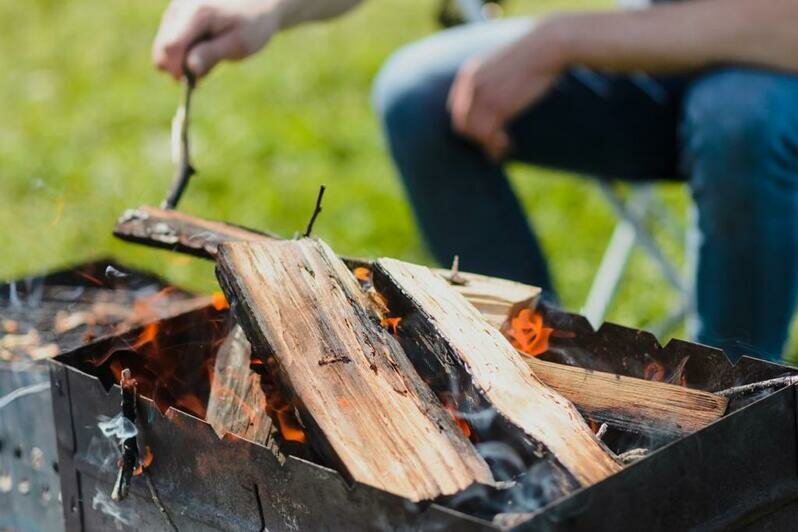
617, 448, 648, 465
447, 255, 468, 286
595, 422, 609, 441
162, 71, 197, 209
303, 185, 326, 238
111, 369, 138, 501
144, 471, 179, 532
717, 375, 798, 398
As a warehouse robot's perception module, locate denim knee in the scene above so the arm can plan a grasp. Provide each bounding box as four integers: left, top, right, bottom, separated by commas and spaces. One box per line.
682, 69, 798, 233
372, 42, 454, 161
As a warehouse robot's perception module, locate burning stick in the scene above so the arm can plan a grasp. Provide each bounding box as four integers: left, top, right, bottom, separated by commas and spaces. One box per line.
111, 368, 138, 501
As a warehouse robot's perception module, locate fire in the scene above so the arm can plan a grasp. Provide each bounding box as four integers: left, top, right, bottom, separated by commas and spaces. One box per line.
353, 267, 371, 282
91, 304, 230, 421
133, 446, 154, 476
505, 308, 554, 357
132, 323, 159, 351
266, 389, 307, 444
259, 356, 308, 444
440, 393, 472, 439
380, 317, 402, 335
211, 291, 229, 311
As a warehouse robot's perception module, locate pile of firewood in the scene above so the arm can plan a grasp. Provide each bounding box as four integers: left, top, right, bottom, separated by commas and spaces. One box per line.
114, 205, 729, 504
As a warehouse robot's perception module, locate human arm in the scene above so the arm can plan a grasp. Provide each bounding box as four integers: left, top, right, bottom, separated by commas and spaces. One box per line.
153, 0, 364, 80
449, 0, 798, 159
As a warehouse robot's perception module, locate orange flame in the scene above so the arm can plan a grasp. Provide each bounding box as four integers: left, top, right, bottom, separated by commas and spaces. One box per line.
505, 309, 554, 357
440, 393, 472, 439
132, 323, 159, 351
380, 317, 402, 335
211, 291, 229, 311
266, 388, 307, 443
353, 267, 371, 282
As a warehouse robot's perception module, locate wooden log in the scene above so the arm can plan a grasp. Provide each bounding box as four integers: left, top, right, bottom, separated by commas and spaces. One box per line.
525, 356, 728, 437
115, 207, 723, 438
205, 325, 275, 444
373, 258, 621, 487
431, 269, 540, 329
114, 205, 275, 259
215, 239, 494, 501
112, 206, 539, 312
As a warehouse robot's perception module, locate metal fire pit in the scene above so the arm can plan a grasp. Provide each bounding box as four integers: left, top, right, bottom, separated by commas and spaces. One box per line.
0, 260, 192, 532
49, 303, 798, 531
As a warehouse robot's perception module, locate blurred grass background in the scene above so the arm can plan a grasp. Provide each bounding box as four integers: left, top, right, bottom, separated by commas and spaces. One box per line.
3, 0, 789, 356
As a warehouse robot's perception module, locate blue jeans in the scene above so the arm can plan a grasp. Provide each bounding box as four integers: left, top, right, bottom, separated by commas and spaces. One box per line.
372, 19, 798, 362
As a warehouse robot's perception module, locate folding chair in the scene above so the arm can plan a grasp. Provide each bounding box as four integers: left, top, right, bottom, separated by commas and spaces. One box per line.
445, 0, 693, 338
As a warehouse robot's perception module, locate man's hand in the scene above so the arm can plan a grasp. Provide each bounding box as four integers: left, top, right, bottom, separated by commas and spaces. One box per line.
153, 0, 280, 80
448, 20, 569, 160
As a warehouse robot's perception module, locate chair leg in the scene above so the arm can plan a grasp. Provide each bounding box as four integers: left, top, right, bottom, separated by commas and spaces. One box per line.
598, 182, 685, 293
581, 216, 637, 328
582, 184, 654, 327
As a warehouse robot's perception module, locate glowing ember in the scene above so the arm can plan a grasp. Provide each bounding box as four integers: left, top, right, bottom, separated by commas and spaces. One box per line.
211, 291, 229, 311
505, 308, 554, 357
353, 267, 371, 282
380, 317, 402, 335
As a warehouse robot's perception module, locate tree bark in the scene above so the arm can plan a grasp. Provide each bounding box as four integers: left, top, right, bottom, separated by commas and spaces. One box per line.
215, 239, 494, 501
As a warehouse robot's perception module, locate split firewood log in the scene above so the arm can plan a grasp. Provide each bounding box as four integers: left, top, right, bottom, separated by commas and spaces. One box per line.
373, 258, 621, 487
115, 206, 727, 439
215, 239, 494, 501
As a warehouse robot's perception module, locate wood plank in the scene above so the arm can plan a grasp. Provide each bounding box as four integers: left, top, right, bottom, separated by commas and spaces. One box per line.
525, 355, 728, 437
112, 206, 538, 311
116, 208, 723, 438
215, 239, 494, 501
205, 325, 275, 444
373, 258, 621, 487
114, 205, 275, 259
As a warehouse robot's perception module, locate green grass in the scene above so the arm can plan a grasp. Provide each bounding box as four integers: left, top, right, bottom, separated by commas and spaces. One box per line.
3, 0, 790, 358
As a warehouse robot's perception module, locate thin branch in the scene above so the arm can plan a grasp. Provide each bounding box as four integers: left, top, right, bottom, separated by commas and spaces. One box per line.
303, 185, 326, 238
447, 255, 468, 286
162, 71, 197, 209
595, 422, 609, 441
717, 375, 798, 398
